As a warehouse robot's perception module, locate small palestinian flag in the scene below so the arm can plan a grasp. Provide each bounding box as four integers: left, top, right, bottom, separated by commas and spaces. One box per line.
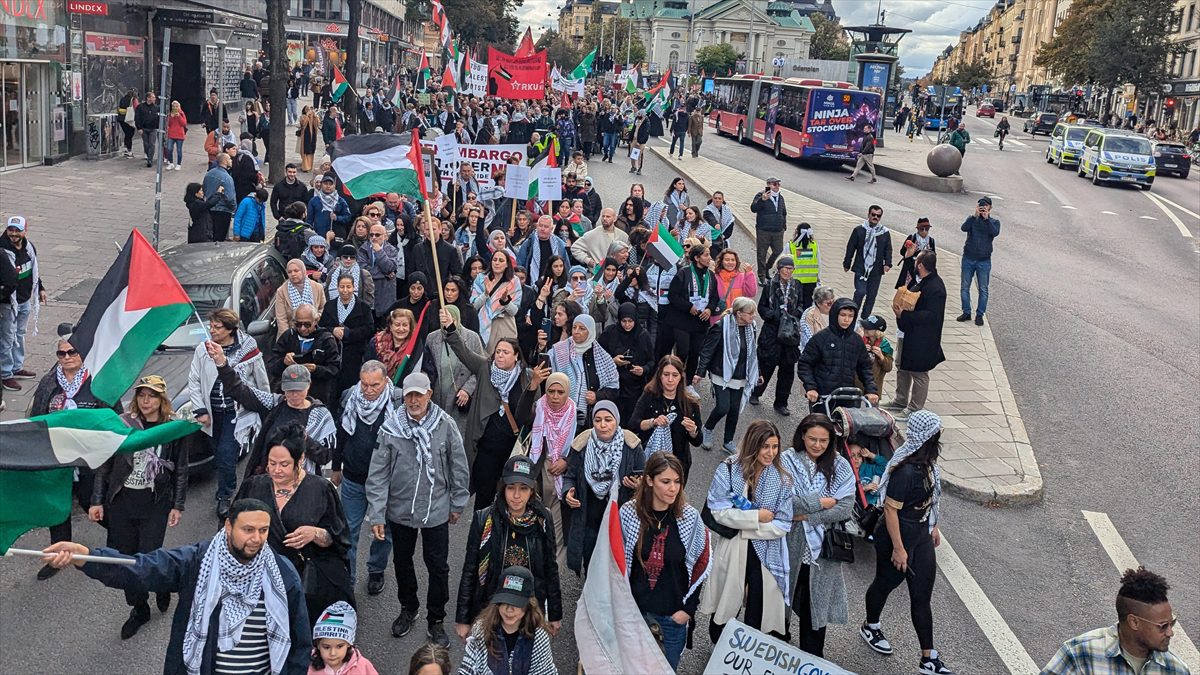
329, 133, 425, 200
625, 67, 639, 94
331, 65, 351, 103
442, 62, 457, 93
646, 208, 684, 270
644, 69, 672, 115
0, 408, 199, 553
389, 73, 404, 108
72, 229, 192, 406
416, 51, 431, 91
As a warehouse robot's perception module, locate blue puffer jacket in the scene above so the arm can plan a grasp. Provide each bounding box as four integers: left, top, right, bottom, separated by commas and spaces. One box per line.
232, 196, 266, 240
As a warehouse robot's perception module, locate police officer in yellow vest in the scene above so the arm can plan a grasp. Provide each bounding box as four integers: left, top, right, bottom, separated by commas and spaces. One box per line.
788, 222, 821, 309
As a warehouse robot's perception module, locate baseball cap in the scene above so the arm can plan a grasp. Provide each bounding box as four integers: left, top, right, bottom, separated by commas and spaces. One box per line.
490, 566, 535, 607
401, 372, 431, 396
6, 216, 26, 231
320, 174, 335, 184
862, 315, 888, 332
133, 374, 168, 394
280, 364, 312, 391
501, 456, 537, 488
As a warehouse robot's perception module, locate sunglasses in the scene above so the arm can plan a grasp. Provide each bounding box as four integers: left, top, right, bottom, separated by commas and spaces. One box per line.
370, 233, 386, 238
56, 348, 79, 358
1130, 613, 1178, 632
294, 321, 314, 328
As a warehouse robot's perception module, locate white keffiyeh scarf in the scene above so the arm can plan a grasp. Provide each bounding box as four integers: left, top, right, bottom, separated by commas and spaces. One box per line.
489, 363, 520, 415
286, 280, 313, 312
878, 409, 943, 531
182, 529, 290, 675
381, 404, 449, 524
328, 263, 361, 297
645, 409, 676, 459
786, 451, 856, 563
550, 339, 619, 418
583, 429, 626, 498
619, 501, 712, 603
335, 296, 355, 324
55, 366, 87, 410
340, 380, 394, 435
718, 314, 759, 412
860, 221, 888, 277
707, 458, 792, 602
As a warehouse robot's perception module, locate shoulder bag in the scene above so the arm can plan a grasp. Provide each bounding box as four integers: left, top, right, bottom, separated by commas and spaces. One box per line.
502, 400, 530, 458
775, 285, 802, 347
701, 461, 741, 540
820, 522, 856, 563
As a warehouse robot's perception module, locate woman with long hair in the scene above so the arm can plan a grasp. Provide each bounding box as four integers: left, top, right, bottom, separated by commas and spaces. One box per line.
782, 414, 855, 658
711, 249, 757, 325
516, 372, 576, 571
562, 401, 645, 575
663, 176, 690, 226
628, 355, 702, 481
457, 566, 557, 675
165, 101, 187, 170
699, 419, 793, 643
365, 308, 436, 385
615, 196, 645, 232
619, 453, 712, 671
463, 255, 486, 285
787, 222, 821, 310
184, 181, 222, 243
297, 105, 320, 172
677, 205, 711, 246
860, 410, 953, 675
471, 249, 522, 354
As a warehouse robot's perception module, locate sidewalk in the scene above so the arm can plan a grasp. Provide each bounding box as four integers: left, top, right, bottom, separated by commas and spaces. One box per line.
651, 143, 1042, 505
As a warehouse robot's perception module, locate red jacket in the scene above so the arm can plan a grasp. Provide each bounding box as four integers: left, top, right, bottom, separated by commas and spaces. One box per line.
167, 112, 188, 140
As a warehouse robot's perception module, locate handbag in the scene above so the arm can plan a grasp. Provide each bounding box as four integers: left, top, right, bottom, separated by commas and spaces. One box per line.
701, 462, 741, 540
855, 502, 882, 535
820, 522, 856, 563
777, 312, 802, 347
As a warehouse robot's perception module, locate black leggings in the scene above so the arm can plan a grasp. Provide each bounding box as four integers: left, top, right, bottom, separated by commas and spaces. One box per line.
674, 327, 705, 382
106, 489, 172, 608
793, 563, 827, 657
709, 542, 789, 645
865, 522, 936, 650
471, 421, 515, 509
119, 122, 136, 151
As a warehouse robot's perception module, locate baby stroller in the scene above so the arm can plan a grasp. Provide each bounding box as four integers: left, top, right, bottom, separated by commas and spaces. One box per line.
817, 387, 900, 539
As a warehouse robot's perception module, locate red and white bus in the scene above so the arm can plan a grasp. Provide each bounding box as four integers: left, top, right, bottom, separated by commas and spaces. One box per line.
710, 74, 883, 162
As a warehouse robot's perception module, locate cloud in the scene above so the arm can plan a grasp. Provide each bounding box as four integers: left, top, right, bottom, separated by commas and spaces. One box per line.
833, 0, 994, 74
516, 0, 561, 34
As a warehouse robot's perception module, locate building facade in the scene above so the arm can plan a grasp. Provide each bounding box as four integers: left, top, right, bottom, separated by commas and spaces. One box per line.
928, 0, 1066, 96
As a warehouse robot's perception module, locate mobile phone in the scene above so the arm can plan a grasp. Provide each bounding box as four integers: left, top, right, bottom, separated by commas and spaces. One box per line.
628, 470, 644, 478
539, 352, 551, 369
541, 318, 553, 335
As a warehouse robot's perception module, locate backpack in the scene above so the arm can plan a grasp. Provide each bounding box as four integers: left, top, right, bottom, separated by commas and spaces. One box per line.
274, 219, 314, 259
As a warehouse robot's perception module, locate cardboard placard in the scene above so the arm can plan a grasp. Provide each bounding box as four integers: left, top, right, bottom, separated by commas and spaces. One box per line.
705, 620, 856, 675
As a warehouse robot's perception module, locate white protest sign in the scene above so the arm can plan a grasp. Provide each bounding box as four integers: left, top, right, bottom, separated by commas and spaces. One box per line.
505, 164, 530, 199
705, 620, 856, 675
536, 167, 562, 201
421, 141, 527, 190
551, 67, 585, 95
466, 58, 488, 97
434, 133, 459, 164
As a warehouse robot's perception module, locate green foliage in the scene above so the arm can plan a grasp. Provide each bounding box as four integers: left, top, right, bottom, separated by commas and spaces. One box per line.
947, 59, 997, 90
405, 0, 521, 50
536, 29, 582, 70
809, 13, 850, 61
579, 19, 647, 65
694, 43, 741, 77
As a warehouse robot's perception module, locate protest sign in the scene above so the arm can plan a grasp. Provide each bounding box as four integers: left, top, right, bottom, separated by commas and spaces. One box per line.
422, 141, 527, 190
434, 133, 459, 164
466, 58, 488, 97
487, 47, 548, 100
505, 164, 530, 199
536, 167, 562, 201
705, 620, 856, 675
551, 66, 585, 95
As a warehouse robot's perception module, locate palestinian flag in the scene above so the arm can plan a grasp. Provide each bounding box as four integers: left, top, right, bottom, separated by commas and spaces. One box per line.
571, 48, 597, 80
72, 229, 192, 406
442, 62, 457, 92
430, 0, 446, 27
329, 133, 424, 199
416, 52, 431, 91
0, 408, 200, 553
624, 67, 639, 94
389, 73, 404, 108
647, 216, 684, 270
644, 69, 672, 115
331, 65, 351, 103
515, 28, 536, 57
528, 145, 558, 201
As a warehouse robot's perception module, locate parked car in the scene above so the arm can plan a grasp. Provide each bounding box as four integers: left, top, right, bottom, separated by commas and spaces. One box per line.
1077, 129, 1155, 190
135, 242, 287, 472
1023, 111, 1059, 136
1152, 142, 1191, 178
977, 102, 996, 118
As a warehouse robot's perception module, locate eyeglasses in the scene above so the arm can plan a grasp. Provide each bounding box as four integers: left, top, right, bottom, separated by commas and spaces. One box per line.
294, 321, 314, 328
1130, 614, 1178, 632
56, 349, 79, 358
370, 233, 386, 238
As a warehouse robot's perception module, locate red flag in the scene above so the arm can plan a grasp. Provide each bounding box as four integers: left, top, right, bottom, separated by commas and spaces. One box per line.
560, 91, 572, 110
515, 28, 536, 57
409, 131, 428, 200
442, 62, 457, 91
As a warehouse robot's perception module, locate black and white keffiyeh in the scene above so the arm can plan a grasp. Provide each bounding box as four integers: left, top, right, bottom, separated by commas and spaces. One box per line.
550, 338, 619, 416
182, 529, 290, 675
340, 380, 394, 435
583, 428, 626, 498
55, 365, 87, 410
645, 409, 677, 459
860, 221, 888, 277
335, 296, 356, 324
489, 363, 520, 415
718, 314, 759, 412
783, 450, 856, 563
329, 263, 362, 297
706, 457, 793, 602
381, 403, 450, 524
878, 409, 943, 530
286, 280, 313, 311
619, 501, 712, 603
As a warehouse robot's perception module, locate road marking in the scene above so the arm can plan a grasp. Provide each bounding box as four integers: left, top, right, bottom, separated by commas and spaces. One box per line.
974, 137, 993, 145
1139, 215, 1159, 220
1144, 192, 1196, 238
938, 534, 1040, 674
969, 191, 1005, 200
1062, 205, 1077, 210
1007, 139, 1028, 147
1147, 193, 1200, 220
1025, 168, 1075, 208
1101, 210, 1117, 215
1082, 511, 1200, 668
1025, 200, 1041, 205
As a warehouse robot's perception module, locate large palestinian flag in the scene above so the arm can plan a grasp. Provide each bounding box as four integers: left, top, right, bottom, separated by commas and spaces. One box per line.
644, 69, 672, 115
416, 51, 432, 91
73, 229, 192, 406
329, 133, 424, 199
528, 145, 558, 201
0, 408, 199, 553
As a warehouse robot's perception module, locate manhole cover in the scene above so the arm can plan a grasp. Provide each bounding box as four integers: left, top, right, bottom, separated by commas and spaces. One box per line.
56, 277, 101, 305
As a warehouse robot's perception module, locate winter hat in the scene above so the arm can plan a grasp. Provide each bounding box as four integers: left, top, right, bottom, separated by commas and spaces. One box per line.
775, 256, 795, 270
312, 601, 357, 644
307, 235, 326, 248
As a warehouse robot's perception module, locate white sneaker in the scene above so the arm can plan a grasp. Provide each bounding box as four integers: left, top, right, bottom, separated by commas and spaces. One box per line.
701, 428, 713, 450
166, 162, 174, 170
175, 164, 182, 171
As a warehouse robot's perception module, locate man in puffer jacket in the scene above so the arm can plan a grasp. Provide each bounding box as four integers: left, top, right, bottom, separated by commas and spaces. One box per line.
796, 297, 878, 405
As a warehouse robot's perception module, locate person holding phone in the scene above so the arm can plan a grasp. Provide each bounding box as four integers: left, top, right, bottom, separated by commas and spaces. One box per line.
750, 178, 786, 284
958, 197, 1000, 326
598, 302, 656, 422
267, 303, 342, 407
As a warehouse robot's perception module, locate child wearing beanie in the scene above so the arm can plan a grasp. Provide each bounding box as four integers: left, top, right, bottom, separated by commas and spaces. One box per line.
309, 602, 379, 675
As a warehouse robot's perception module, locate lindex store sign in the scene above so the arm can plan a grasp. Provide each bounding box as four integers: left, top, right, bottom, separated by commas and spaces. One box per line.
67, 0, 108, 15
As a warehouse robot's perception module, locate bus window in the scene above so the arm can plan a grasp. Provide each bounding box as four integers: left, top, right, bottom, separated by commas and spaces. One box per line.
757, 83, 774, 119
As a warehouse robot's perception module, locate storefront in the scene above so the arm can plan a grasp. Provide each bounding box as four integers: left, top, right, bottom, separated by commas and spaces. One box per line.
151, 7, 262, 123
1, 0, 71, 170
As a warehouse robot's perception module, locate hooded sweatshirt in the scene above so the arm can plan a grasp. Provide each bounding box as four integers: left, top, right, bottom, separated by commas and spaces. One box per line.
795, 297, 877, 396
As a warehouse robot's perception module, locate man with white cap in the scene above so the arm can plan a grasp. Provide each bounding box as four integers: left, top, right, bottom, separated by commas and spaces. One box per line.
365, 371, 469, 649
1, 215, 45, 392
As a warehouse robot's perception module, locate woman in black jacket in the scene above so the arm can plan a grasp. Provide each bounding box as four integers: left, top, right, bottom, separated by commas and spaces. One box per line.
895, 218, 936, 290
184, 182, 222, 243
455, 455, 562, 641
628, 355, 702, 481
662, 243, 720, 388
751, 256, 805, 413
319, 273, 375, 403
88, 375, 189, 639
597, 302, 656, 423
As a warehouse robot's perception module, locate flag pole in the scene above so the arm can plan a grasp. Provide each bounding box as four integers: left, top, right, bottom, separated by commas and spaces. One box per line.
425, 200, 446, 309
5, 548, 137, 566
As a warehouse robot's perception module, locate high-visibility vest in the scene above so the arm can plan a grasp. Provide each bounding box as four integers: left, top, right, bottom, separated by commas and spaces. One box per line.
790, 239, 819, 284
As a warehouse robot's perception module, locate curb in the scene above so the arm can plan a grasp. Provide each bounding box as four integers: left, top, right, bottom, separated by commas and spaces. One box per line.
651, 144, 1042, 506
872, 159, 964, 194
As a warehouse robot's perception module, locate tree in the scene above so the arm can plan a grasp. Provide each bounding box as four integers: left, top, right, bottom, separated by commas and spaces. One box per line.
1034, 0, 1107, 86
536, 28, 582, 72
947, 59, 997, 90
579, 19, 646, 67
266, 0, 288, 183
695, 43, 741, 77
344, 0, 361, 132
809, 13, 850, 61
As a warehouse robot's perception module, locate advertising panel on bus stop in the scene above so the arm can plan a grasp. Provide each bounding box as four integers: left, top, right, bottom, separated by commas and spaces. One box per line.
804, 89, 882, 161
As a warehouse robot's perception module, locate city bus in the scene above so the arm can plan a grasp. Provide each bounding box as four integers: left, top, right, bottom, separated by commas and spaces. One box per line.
710, 74, 883, 162
922, 85, 964, 130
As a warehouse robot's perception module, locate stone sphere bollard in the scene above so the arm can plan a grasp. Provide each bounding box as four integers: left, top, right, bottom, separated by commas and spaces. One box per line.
926, 144, 963, 177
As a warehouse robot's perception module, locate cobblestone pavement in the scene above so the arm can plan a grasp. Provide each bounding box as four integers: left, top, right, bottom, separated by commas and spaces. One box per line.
650, 141, 1043, 505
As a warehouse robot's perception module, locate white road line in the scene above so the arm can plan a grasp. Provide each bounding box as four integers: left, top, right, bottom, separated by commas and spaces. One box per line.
969, 191, 1005, 200
1007, 139, 1028, 147
1139, 215, 1159, 220
1062, 205, 1077, 210
1025, 168, 1075, 208
1025, 200, 1041, 205
1148, 193, 1200, 220
1101, 210, 1117, 215
1082, 511, 1200, 668
974, 137, 993, 145
1144, 192, 1196, 238
938, 535, 1040, 674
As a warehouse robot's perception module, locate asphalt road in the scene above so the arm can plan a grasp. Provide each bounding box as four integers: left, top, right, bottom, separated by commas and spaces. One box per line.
1, 117, 1195, 675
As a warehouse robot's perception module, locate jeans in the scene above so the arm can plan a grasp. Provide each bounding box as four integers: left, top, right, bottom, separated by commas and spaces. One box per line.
340, 478, 392, 585
167, 138, 184, 164
141, 130, 157, 164
0, 300, 31, 377
602, 131, 618, 158
210, 410, 239, 501
390, 521, 450, 622
669, 133, 687, 156
705, 382, 744, 445
853, 270, 883, 318
650, 613, 688, 671
960, 256, 992, 316
286, 98, 299, 124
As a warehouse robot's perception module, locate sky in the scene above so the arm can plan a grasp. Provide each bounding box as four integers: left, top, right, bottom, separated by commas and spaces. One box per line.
513, 0, 1000, 76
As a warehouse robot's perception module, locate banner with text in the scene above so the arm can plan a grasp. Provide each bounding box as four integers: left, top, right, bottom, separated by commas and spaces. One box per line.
487, 47, 548, 100
466, 58, 488, 97
705, 620, 856, 675
551, 66, 585, 95
421, 141, 527, 190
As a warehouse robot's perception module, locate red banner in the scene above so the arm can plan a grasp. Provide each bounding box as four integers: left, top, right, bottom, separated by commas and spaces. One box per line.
487, 47, 547, 100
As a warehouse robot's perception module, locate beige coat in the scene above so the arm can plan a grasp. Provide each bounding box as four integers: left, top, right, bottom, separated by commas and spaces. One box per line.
273, 279, 327, 336
698, 507, 790, 635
